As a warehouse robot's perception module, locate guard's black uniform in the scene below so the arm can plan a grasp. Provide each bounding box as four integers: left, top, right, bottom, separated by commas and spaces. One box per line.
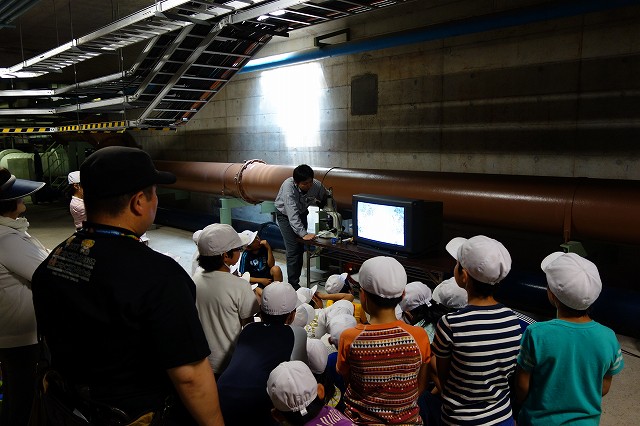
32, 223, 210, 423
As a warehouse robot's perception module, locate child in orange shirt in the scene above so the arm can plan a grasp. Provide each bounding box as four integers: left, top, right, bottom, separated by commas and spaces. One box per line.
336, 256, 430, 424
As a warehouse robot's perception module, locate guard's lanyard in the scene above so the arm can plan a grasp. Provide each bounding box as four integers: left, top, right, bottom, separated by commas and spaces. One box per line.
81, 226, 140, 242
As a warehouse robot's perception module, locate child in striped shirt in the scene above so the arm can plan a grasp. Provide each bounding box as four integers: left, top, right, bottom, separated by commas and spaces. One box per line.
432, 235, 522, 426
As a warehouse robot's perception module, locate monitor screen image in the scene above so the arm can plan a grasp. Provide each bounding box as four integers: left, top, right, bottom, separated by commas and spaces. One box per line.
356, 201, 405, 246
352, 194, 443, 256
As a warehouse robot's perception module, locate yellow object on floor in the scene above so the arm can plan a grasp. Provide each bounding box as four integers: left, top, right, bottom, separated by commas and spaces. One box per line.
325, 300, 364, 323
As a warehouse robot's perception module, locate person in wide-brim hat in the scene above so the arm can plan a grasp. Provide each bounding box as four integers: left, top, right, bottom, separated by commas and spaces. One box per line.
0, 167, 49, 426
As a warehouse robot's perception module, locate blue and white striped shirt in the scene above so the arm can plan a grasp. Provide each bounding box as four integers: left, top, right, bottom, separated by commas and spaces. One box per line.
433, 304, 522, 425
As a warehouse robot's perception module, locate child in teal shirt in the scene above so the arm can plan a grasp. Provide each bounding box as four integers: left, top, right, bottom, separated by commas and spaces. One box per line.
515, 252, 624, 425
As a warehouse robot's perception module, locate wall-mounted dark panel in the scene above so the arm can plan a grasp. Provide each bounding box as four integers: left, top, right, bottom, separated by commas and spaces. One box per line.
351, 73, 378, 115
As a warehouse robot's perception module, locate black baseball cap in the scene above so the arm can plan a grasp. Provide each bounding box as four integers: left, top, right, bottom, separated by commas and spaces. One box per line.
80, 146, 176, 200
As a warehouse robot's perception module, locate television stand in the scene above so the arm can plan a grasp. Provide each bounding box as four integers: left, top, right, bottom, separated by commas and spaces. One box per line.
357, 243, 435, 259
300, 237, 454, 289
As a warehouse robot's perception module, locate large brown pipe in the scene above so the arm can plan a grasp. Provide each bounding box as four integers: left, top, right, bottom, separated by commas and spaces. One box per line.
155, 159, 640, 245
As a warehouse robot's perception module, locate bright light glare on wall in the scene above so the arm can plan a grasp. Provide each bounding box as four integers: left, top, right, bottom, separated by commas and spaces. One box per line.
260, 62, 325, 148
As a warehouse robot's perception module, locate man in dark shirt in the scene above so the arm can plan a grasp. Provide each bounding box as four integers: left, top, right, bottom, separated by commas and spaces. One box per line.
32, 146, 223, 426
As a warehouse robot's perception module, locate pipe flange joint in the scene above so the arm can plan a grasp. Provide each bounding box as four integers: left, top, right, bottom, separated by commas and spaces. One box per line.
235, 159, 266, 204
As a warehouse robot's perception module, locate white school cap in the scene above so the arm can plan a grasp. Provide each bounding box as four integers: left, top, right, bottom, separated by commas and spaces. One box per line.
432, 277, 468, 309
262, 282, 299, 316
446, 235, 511, 284
327, 314, 357, 347
239, 230, 258, 246
197, 224, 244, 256
399, 281, 432, 312
358, 256, 407, 298
296, 285, 318, 304
541, 252, 602, 311
325, 273, 348, 294
292, 303, 316, 327
67, 171, 81, 184
306, 338, 328, 374
267, 361, 318, 416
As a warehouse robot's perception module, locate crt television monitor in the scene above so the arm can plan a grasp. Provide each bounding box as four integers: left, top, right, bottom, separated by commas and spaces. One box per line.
352, 194, 442, 256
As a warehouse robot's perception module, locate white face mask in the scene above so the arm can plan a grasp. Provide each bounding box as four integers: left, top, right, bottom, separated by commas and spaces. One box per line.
223, 252, 237, 271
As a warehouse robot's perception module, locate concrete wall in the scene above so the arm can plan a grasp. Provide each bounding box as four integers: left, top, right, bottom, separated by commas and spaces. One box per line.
136, 0, 640, 181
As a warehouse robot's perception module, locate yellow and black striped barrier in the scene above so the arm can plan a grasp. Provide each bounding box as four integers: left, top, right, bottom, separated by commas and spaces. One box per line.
1, 122, 177, 134
1, 127, 55, 133
57, 121, 128, 132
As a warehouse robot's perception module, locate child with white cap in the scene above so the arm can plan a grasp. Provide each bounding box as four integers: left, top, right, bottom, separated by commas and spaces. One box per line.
193, 223, 260, 376
190, 229, 203, 276
217, 282, 308, 425
515, 252, 624, 426
298, 284, 355, 310
402, 278, 468, 343
327, 314, 357, 350
293, 303, 316, 328
432, 276, 468, 310
237, 229, 284, 288
297, 284, 355, 339
312, 299, 355, 341
306, 338, 329, 377
398, 281, 432, 321
67, 170, 86, 230
324, 273, 350, 294
297, 284, 321, 308
325, 314, 357, 411
336, 256, 430, 425
432, 235, 522, 426
267, 361, 355, 426
67, 170, 153, 244
402, 278, 468, 425
306, 338, 339, 407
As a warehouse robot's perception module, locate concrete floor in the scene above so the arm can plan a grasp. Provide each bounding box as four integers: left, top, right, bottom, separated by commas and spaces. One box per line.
24, 200, 640, 425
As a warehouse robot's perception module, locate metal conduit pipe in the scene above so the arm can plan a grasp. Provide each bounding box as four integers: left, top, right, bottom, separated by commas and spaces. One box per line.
240, 0, 640, 74
155, 160, 640, 245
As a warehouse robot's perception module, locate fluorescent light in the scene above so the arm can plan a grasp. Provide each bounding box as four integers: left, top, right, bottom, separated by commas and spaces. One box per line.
0, 68, 45, 78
